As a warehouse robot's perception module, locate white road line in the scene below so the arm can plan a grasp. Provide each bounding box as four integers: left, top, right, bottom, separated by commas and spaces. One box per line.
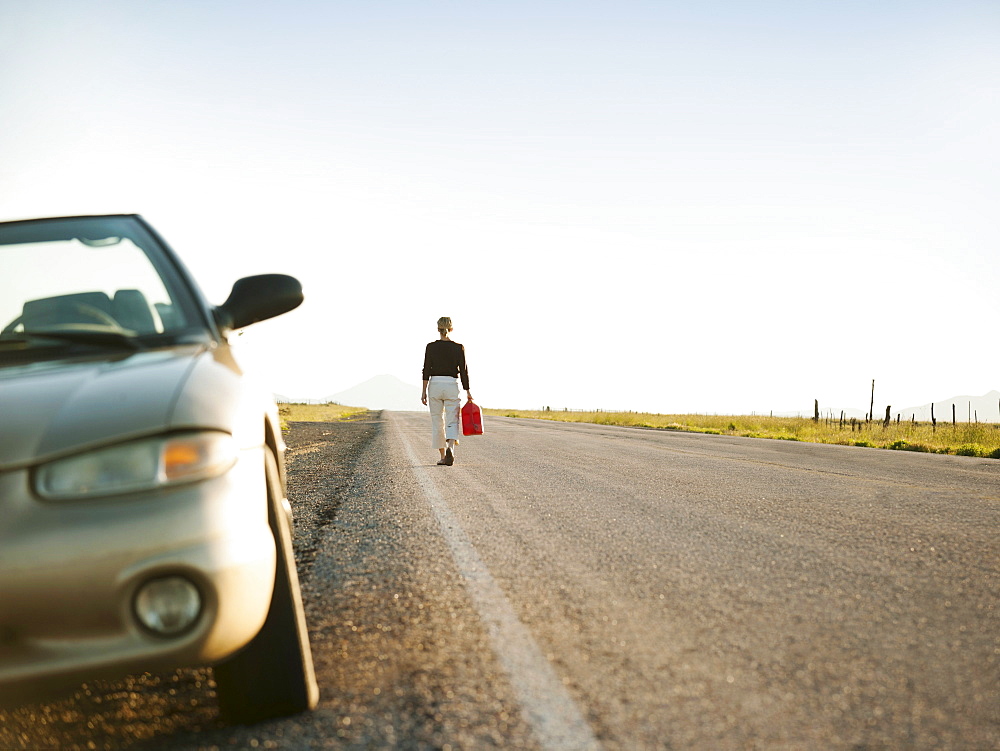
394, 415, 602, 751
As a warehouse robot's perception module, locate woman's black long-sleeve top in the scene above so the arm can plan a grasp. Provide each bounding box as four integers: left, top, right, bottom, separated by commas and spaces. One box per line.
422, 340, 470, 391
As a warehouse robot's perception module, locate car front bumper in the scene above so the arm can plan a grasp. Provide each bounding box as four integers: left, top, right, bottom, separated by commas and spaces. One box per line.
0, 446, 276, 705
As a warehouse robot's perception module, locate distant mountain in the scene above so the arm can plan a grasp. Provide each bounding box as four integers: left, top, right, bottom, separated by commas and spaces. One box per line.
819, 391, 1000, 423
804, 391, 1000, 422
895, 391, 1000, 423
323, 374, 422, 412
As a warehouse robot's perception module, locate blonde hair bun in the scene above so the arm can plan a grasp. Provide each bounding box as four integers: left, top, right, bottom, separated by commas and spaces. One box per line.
437, 316, 453, 332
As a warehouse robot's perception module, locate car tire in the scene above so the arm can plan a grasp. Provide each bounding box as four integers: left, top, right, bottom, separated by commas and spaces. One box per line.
214, 447, 319, 724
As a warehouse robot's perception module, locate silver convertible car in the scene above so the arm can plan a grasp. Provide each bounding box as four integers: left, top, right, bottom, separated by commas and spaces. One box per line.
0, 214, 317, 723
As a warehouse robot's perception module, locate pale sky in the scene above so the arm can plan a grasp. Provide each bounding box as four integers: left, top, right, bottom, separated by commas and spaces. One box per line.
3, 0, 998, 416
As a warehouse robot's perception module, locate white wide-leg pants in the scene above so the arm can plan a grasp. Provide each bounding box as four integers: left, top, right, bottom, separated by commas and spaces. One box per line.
427, 376, 461, 449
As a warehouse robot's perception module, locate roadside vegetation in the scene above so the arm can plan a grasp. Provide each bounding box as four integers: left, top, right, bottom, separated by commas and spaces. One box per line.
277, 402, 368, 430
483, 409, 1000, 459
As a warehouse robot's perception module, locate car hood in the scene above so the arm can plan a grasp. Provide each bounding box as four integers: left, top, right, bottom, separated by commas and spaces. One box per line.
0, 345, 252, 471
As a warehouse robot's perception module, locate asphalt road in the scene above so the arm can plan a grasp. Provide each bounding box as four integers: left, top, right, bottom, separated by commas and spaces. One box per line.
386, 411, 999, 749
2, 411, 997, 749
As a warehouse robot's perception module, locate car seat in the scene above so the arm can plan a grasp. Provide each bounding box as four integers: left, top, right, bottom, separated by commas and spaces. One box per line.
21, 291, 114, 329
112, 289, 157, 334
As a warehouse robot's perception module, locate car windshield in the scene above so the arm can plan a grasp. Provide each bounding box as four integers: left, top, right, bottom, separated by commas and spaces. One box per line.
0, 216, 211, 361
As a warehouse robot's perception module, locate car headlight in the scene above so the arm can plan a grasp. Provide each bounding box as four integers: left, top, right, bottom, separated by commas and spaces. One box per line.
35, 432, 236, 500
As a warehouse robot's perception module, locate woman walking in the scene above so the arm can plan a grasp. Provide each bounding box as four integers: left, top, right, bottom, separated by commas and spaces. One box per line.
421, 316, 473, 465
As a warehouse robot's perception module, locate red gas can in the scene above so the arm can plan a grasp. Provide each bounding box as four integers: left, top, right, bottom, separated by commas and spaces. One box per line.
461, 400, 484, 436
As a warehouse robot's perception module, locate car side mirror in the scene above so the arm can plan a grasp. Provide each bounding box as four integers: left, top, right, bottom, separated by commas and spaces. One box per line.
214, 274, 304, 331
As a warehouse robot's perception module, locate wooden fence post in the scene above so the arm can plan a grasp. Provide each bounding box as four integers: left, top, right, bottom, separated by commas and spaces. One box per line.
869, 379, 875, 425
883, 405, 891, 428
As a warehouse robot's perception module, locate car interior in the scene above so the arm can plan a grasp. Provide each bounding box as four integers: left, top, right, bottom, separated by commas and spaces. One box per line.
8, 290, 163, 335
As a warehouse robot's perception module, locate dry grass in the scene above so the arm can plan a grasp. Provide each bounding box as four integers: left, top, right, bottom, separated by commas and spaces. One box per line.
277, 402, 368, 430
483, 408, 1000, 459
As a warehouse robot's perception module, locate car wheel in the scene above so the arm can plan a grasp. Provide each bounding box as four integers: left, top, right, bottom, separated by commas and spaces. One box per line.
214, 447, 319, 724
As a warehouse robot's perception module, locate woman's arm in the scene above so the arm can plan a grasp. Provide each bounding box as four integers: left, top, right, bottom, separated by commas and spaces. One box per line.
421, 343, 432, 405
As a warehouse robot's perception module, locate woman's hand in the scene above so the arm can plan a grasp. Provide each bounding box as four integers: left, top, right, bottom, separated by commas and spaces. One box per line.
421, 391, 428, 406
466, 392, 474, 402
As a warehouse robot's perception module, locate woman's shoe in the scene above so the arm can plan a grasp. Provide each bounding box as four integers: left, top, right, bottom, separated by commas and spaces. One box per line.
444, 447, 455, 465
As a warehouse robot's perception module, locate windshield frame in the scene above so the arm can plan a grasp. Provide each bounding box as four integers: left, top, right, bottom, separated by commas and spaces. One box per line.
0, 214, 222, 354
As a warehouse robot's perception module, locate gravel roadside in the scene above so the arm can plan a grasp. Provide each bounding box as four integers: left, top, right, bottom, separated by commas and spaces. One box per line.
0, 413, 533, 750
279, 413, 535, 750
